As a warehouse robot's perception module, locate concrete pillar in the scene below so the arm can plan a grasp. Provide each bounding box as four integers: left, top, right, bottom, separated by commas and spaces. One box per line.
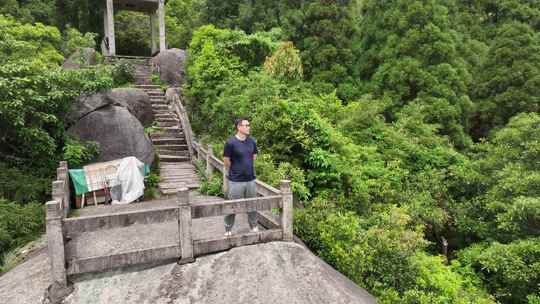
105, 0, 116, 56
177, 188, 194, 264
52, 180, 64, 215
103, 8, 109, 55
158, 0, 166, 52
46, 200, 67, 287
206, 144, 214, 180
57, 161, 71, 218
280, 180, 294, 241
222, 167, 228, 196
150, 13, 157, 55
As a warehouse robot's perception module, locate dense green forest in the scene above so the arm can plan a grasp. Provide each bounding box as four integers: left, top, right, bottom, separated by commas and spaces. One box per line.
1, 0, 539, 303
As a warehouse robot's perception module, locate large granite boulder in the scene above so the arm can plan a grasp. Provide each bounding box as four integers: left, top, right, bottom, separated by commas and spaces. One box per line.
0, 242, 376, 304
151, 48, 186, 86
107, 88, 154, 127
69, 88, 153, 127
67, 106, 154, 165
62, 48, 99, 69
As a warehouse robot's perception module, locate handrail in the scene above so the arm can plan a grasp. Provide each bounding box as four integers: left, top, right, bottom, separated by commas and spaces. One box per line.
52, 161, 71, 218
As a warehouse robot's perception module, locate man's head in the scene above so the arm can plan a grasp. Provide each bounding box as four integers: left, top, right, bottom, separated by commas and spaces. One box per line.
235, 118, 250, 136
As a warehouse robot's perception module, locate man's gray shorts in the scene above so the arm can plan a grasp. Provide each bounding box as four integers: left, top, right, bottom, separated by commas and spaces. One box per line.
225, 180, 257, 232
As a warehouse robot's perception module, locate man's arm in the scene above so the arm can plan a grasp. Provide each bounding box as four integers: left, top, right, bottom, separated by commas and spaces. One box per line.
223, 157, 231, 170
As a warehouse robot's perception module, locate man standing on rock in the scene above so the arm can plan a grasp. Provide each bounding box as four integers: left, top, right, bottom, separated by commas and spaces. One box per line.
223, 118, 258, 236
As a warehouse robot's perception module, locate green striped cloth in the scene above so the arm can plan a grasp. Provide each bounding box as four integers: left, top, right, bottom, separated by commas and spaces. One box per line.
68, 164, 150, 195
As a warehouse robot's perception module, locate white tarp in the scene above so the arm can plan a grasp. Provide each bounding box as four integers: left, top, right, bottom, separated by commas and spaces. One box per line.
112, 157, 146, 204
84, 156, 146, 205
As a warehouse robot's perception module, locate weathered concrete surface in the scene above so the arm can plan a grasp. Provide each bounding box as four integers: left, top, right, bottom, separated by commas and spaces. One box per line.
68, 105, 154, 165
151, 48, 186, 86
0, 241, 376, 304
0, 247, 51, 304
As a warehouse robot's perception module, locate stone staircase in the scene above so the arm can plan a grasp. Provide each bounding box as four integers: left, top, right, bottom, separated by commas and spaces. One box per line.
126, 58, 200, 195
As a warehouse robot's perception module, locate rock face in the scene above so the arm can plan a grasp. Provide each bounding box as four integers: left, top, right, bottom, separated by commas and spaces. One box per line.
107, 88, 154, 127
0, 242, 376, 304
151, 48, 186, 86
62, 48, 99, 69
68, 106, 154, 165
69, 88, 153, 127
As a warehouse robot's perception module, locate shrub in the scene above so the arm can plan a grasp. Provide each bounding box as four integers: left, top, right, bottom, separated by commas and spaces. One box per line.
60, 26, 97, 56
62, 137, 99, 168
111, 59, 135, 86
0, 163, 49, 204
0, 200, 44, 268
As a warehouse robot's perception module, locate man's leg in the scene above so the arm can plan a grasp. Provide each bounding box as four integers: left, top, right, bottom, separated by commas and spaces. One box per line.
246, 180, 258, 230
224, 181, 244, 232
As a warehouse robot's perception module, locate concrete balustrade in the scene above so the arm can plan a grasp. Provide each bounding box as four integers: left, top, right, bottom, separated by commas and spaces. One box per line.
46, 200, 67, 288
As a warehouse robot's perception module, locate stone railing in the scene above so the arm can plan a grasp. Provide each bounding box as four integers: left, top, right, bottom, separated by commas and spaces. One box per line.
45, 161, 71, 291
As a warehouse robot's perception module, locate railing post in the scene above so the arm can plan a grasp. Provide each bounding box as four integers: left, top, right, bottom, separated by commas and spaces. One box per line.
177, 187, 194, 264
58, 161, 70, 217
46, 200, 67, 287
280, 180, 293, 241
206, 144, 214, 180
52, 180, 64, 216
222, 167, 228, 196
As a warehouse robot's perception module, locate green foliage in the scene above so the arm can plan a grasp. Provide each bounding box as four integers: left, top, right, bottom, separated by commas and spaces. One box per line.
456, 113, 540, 242
458, 238, 540, 304
196, 160, 224, 198
356, 0, 473, 148
0, 163, 49, 204
0, 15, 63, 66
110, 59, 135, 86
60, 26, 97, 56
472, 21, 540, 139
0, 200, 44, 267
202, 0, 357, 97
166, 0, 206, 49
145, 173, 160, 189
62, 137, 99, 168
115, 11, 151, 56
0, 0, 56, 25
295, 201, 495, 303
0, 62, 114, 168
144, 121, 162, 135
263, 41, 303, 81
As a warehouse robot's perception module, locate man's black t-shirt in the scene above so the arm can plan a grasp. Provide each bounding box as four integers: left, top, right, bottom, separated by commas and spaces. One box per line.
223, 136, 258, 182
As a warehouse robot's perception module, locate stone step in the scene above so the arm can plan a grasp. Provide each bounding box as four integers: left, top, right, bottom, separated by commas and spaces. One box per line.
152, 104, 168, 109
155, 144, 189, 151
135, 84, 160, 89
160, 183, 200, 194
157, 121, 179, 127
156, 118, 179, 123
148, 93, 165, 97
157, 150, 189, 157
145, 89, 164, 93
158, 155, 190, 162
151, 130, 183, 138
152, 138, 186, 145
154, 112, 176, 116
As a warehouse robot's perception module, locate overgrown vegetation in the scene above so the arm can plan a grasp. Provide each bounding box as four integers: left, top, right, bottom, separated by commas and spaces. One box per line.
0, 14, 114, 271
170, 1, 540, 302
